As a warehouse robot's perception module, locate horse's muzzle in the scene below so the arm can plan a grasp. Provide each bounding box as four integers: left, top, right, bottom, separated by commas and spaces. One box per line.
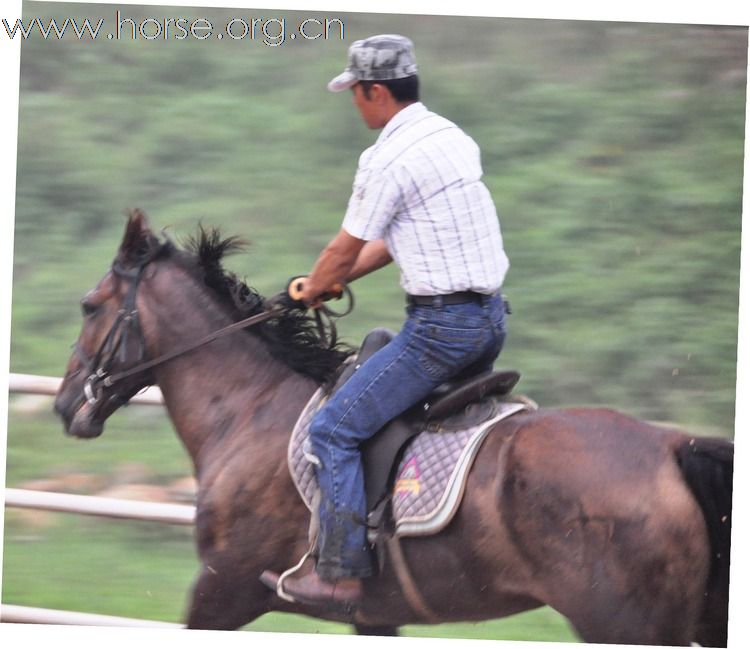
54, 376, 105, 439
67, 402, 105, 439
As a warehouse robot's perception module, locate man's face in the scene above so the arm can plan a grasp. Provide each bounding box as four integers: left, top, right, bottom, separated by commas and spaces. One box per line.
351, 83, 386, 129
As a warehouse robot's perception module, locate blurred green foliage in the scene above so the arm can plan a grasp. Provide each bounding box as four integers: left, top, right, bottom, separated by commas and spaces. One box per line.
4, 1, 746, 640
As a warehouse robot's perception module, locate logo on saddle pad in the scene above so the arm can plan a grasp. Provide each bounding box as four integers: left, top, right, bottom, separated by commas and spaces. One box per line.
394, 458, 421, 497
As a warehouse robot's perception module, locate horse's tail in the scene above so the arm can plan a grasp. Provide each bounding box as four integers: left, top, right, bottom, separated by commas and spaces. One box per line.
674, 435, 734, 646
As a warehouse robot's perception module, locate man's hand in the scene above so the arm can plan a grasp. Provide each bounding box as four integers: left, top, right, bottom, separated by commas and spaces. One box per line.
288, 276, 343, 309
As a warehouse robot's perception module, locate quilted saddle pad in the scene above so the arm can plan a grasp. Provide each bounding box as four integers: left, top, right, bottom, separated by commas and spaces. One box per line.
288, 387, 529, 538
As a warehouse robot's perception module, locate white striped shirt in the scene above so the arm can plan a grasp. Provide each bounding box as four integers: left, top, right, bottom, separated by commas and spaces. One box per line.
342, 102, 509, 296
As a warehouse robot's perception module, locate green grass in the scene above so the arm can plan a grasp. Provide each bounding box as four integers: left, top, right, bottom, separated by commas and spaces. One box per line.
2, 513, 196, 622
2, 512, 576, 641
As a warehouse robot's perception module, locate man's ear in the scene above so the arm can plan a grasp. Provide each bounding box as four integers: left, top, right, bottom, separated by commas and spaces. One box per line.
370, 83, 389, 103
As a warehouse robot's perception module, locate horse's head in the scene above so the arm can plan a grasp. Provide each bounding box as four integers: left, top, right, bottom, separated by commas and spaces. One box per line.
55, 209, 352, 439
54, 210, 163, 438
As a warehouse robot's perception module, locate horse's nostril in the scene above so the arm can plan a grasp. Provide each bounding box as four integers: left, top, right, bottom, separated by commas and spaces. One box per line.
53, 390, 72, 418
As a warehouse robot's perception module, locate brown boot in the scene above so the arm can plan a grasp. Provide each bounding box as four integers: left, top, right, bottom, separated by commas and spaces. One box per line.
260, 570, 362, 610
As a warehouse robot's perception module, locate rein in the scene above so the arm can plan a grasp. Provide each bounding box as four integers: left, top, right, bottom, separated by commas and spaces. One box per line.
100, 301, 287, 388
80, 257, 353, 409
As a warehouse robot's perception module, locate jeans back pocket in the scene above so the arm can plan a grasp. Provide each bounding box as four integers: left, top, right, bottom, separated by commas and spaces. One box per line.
416, 322, 487, 381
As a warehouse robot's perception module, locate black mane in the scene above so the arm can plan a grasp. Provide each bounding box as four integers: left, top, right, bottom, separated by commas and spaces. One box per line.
179, 225, 352, 384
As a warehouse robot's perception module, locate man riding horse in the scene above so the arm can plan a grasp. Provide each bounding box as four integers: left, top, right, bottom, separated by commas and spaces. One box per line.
261, 34, 510, 609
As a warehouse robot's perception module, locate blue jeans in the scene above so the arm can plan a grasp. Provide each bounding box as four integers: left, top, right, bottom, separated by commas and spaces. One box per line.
308, 293, 507, 579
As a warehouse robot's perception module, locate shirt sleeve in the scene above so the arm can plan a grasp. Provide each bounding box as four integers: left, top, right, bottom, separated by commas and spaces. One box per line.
342, 161, 403, 241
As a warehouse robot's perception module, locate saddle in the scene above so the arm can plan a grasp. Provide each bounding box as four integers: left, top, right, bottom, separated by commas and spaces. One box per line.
282, 328, 530, 608
329, 327, 521, 515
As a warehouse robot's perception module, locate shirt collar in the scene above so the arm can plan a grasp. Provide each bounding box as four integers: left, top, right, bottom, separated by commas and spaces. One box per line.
377, 102, 428, 144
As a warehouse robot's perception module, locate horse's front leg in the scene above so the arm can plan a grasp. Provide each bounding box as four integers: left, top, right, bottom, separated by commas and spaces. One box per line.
186, 559, 272, 630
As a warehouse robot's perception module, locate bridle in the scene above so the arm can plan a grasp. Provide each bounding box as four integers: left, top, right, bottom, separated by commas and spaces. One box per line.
73, 254, 352, 413
73, 258, 147, 405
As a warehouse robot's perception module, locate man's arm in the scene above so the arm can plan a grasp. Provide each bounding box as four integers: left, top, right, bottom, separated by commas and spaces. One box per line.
301, 229, 366, 305
346, 239, 392, 283
300, 231, 392, 305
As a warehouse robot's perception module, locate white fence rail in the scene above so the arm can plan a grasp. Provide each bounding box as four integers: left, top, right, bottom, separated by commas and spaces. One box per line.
4, 488, 195, 525
0, 604, 183, 628
4, 374, 186, 628
8, 372, 164, 405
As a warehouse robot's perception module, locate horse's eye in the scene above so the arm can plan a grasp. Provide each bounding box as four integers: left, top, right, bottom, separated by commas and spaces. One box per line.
81, 300, 98, 317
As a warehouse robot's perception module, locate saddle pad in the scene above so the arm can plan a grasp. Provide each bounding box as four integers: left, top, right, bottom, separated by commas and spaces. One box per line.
390, 401, 526, 536
288, 388, 529, 538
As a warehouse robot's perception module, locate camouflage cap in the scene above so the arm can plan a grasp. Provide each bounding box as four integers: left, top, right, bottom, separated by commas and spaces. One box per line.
327, 34, 418, 92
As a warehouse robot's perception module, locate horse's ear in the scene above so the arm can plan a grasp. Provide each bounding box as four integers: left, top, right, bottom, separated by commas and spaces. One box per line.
118, 209, 159, 264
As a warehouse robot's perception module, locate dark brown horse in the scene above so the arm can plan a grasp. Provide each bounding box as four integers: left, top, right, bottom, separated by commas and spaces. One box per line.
54, 211, 733, 646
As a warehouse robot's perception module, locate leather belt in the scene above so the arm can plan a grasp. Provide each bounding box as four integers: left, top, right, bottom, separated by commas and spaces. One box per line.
406, 291, 485, 307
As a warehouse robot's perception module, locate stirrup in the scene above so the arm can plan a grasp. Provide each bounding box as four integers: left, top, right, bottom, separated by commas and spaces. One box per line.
276, 488, 321, 602
276, 538, 316, 602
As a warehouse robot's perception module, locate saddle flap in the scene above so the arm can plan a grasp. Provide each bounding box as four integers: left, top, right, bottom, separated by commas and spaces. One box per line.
361, 417, 419, 512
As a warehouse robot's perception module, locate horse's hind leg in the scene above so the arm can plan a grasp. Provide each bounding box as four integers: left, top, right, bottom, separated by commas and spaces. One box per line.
354, 625, 399, 636
530, 510, 706, 645
557, 578, 695, 646
543, 509, 707, 646
501, 432, 709, 645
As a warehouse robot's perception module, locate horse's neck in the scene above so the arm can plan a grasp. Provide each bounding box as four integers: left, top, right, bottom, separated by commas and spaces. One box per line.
142, 278, 318, 477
